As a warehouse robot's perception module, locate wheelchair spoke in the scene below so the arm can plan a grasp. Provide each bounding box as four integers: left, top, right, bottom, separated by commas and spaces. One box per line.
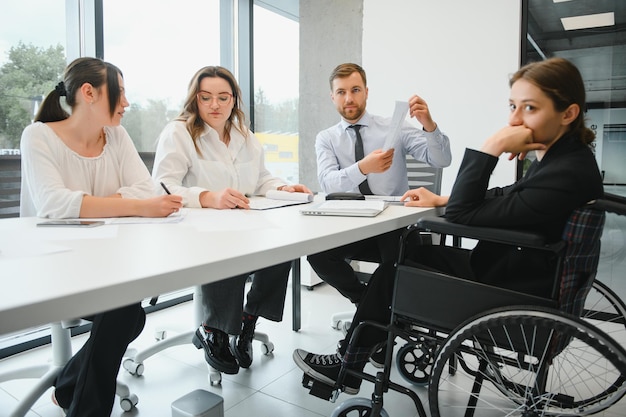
429, 307, 626, 417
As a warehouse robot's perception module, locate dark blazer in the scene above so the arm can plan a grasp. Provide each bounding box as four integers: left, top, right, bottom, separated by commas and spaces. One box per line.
445, 133, 604, 297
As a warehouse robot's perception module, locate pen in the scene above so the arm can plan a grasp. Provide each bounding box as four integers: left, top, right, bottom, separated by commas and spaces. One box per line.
160, 182, 171, 195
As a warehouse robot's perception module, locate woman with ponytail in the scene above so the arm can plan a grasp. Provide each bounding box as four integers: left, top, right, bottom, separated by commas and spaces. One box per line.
20, 57, 182, 416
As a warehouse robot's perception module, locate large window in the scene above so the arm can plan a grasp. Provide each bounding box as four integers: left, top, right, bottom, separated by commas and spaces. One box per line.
0, 1, 67, 153
102, 0, 220, 152
253, 3, 299, 183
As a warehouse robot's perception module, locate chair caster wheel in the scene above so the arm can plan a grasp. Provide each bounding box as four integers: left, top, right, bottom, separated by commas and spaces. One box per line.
261, 342, 275, 355
209, 369, 222, 385
119, 393, 138, 412
123, 358, 144, 376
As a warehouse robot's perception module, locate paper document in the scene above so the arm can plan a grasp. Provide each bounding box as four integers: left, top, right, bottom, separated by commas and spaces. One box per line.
382, 101, 409, 151
365, 195, 403, 203
248, 190, 313, 210
78, 209, 187, 224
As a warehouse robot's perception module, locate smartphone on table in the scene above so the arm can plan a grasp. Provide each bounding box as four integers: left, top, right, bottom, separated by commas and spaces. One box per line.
37, 220, 105, 227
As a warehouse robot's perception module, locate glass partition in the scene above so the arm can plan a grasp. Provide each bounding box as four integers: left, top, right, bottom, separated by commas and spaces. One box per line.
524, 0, 626, 300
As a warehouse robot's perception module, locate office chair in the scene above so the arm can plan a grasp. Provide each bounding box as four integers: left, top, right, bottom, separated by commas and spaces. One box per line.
0, 321, 138, 416
123, 283, 276, 386
0, 154, 21, 219
330, 156, 443, 333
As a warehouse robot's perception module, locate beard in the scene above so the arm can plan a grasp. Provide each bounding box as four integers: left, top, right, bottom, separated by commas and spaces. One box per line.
340, 105, 365, 122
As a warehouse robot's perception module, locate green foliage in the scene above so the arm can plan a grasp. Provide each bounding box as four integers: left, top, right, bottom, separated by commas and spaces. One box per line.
0, 42, 66, 149
254, 87, 298, 134
122, 99, 178, 151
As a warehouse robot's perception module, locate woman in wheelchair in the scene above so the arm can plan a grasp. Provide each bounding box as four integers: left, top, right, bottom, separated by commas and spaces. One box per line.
293, 57, 604, 396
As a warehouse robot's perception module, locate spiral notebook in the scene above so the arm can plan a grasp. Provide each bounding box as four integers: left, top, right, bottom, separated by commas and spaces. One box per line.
300, 200, 388, 217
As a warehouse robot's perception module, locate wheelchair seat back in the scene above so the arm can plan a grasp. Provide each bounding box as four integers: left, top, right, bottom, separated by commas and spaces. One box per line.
393, 264, 557, 333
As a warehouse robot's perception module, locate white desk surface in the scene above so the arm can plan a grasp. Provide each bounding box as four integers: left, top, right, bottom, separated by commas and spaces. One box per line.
0, 199, 434, 336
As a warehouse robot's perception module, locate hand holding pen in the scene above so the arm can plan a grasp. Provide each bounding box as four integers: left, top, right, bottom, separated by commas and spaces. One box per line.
196, 186, 250, 209
158, 182, 183, 216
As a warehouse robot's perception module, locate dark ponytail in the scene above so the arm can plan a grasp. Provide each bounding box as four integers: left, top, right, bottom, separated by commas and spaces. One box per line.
35, 57, 123, 123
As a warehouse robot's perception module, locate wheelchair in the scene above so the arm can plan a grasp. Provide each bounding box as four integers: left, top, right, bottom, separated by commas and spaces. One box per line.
304, 193, 626, 417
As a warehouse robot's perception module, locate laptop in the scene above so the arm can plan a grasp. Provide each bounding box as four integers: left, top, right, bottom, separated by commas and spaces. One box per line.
300, 200, 388, 217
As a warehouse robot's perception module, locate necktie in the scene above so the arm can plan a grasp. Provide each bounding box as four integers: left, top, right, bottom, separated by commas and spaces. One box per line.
349, 125, 373, 195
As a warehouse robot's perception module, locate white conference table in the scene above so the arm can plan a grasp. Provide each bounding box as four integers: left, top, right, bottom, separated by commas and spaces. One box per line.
0, 199, 434, 337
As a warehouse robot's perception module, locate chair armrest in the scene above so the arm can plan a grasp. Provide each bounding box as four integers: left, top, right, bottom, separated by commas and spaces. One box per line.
591, 193, 626, 216
413, 216, 563, 252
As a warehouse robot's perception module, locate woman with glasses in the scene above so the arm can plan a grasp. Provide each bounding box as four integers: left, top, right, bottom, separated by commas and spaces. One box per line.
152, 66, 310, 375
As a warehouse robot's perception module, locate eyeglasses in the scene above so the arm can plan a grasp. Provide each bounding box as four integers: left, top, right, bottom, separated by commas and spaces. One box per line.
197, 91, 233, 105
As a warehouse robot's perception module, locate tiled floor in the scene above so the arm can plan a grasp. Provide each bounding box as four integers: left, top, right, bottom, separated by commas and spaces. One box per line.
2, 184, 626, 417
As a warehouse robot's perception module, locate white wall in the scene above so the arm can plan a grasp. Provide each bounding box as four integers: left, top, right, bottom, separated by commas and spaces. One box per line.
362, 0, 522, 194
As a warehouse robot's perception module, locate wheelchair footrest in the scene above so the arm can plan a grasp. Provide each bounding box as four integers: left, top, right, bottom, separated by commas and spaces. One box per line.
301, 374, 338, 401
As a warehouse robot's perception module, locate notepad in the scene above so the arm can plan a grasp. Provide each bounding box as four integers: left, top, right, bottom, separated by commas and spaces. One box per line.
300, 200, 388, 217
248, 190, 314, 210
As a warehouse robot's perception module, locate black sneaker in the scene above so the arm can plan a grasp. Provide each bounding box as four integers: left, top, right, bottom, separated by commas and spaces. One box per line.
192, 326, 239, 374
230, 316, 255, 368
292, 349, 361, 395
369, 343, 386, 369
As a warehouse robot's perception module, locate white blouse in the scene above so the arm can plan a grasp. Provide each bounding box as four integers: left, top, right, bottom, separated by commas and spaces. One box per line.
152, 120, 285, 208
20, 122, 156, 218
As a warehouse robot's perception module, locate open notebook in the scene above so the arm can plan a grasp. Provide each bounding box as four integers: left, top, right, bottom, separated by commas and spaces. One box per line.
300, 200, 388, 217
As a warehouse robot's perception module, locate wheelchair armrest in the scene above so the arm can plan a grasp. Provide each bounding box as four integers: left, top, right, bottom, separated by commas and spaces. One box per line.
591, 193, 626, 216
414, 216, 563, 252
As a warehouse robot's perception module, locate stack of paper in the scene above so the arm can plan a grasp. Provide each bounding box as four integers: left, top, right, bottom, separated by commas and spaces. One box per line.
248, 190, 314, 210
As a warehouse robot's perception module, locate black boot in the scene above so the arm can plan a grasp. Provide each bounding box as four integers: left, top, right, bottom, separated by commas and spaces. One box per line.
230, 314, 257, 368
193, 325, 239, 374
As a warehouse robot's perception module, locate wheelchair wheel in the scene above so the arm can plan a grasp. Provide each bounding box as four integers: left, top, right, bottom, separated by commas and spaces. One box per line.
582, 279, 626, 343
330, 397, 390, 417
429, 306, 626, 417
396, 340, 435, 386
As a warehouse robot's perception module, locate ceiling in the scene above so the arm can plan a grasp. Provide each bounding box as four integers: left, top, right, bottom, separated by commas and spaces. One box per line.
526, 0, 626, 108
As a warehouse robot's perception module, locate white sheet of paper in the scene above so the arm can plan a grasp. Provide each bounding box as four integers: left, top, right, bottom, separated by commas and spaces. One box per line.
78, 209, 187, 225
382, 101, 409, 151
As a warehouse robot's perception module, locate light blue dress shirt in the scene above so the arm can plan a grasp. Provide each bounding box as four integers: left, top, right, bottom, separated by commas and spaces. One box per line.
315, 111, 451, 195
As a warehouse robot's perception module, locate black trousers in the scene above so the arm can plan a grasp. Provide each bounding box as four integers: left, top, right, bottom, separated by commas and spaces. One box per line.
54, 303, 146, 417
306, 229, 403, 304
201, 261, 292, 335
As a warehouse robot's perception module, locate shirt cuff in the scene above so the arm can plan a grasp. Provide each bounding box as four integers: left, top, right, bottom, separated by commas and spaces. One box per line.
346, 163, 367, 186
